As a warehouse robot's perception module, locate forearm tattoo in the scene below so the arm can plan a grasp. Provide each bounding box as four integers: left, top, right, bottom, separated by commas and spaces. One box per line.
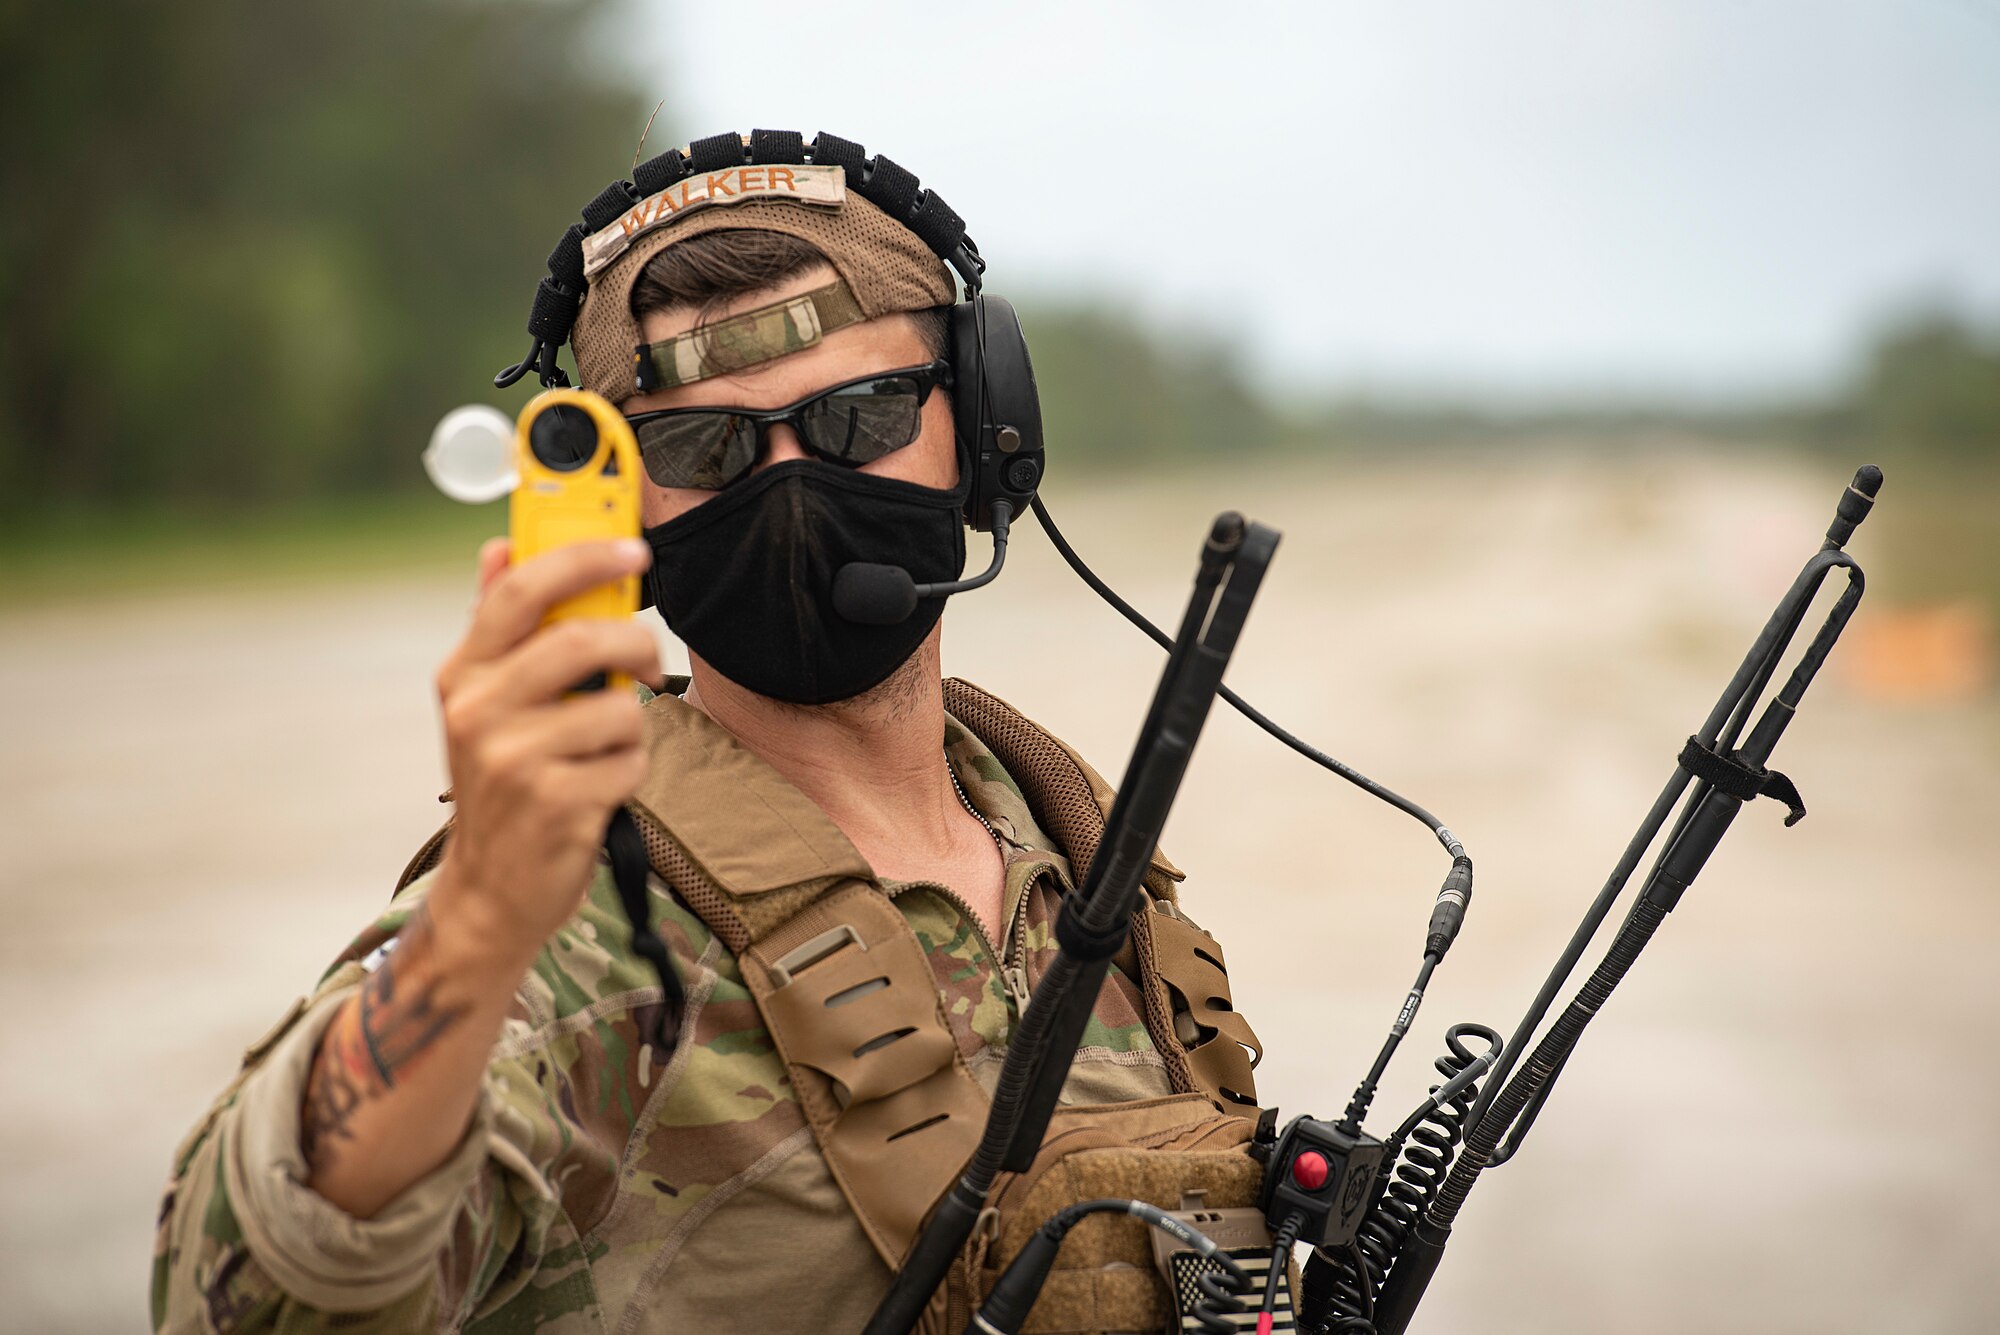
301, 905, 470, 1168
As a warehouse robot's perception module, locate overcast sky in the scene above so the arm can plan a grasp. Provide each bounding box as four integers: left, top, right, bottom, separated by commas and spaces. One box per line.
609, 1, 2000, 401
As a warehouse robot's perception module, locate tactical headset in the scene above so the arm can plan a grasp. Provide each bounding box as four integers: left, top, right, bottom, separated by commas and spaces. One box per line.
494, 129, 1044, 537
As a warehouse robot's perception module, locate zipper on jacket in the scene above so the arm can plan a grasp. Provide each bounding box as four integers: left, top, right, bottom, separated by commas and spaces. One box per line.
1000, 875, 1034, 1019
888, 872, 1038, 1030
1002, 963, 1032, 1018
886, 880, 1003, 975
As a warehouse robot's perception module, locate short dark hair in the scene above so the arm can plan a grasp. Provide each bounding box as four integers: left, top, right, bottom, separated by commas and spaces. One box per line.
628, 229, 949, 361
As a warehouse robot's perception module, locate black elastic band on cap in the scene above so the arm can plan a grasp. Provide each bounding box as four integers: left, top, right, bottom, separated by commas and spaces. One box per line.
499, 129, 983, 394
633, 148, 689, 195
907, 191, 967, 257
749, 128, 807, 164
688, 132, 745, 173
1677, 736, 1808, 827
1054, 894, 1131, 962
862, 153, 922, 220
810, 132, 868, 188
547, 223, 587, 291
527, 277, 582, 342
582, 180, 639, 231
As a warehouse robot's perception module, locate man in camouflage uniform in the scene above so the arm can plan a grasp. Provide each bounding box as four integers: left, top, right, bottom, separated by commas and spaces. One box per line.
153, 133, 1257, 1334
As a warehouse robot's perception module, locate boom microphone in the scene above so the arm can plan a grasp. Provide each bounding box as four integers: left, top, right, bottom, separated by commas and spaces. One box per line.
833, 563, 923, 625
833, 502, 1013, 625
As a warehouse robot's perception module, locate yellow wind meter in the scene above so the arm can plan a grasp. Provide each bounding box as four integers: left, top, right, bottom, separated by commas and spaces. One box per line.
509, 388, 642, 692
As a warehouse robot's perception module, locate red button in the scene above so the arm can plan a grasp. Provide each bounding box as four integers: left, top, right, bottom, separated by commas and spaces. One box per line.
1291, 1150, 1330, 1191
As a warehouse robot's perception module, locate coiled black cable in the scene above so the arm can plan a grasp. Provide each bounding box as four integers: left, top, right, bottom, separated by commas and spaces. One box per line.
1185, 1253, 1256, 1334
1360, 1029, 1488, 1277
1302, 1024, 1501, 1333
1302, 1237, 1369, 1333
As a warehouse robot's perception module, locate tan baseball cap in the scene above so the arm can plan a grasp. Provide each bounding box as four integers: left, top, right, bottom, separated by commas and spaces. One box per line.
570, 156, 956, 404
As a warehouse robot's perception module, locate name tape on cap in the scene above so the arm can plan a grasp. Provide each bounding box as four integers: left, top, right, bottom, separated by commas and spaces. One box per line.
581, 165, 847, 279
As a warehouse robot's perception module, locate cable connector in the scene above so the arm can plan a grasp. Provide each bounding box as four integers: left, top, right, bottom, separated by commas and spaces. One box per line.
970, 1224, 1063, 1334
1425, 855, 1474, 960
966, 1199, 1247, 1335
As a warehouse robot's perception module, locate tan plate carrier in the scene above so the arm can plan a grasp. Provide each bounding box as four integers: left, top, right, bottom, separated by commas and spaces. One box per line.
401, 679, 1276, 1334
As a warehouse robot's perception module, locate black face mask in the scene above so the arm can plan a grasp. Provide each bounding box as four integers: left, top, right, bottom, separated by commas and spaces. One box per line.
643, 460, 967, 705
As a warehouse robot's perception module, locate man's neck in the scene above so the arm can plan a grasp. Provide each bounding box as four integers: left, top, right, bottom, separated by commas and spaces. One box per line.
681, 630, 961, 866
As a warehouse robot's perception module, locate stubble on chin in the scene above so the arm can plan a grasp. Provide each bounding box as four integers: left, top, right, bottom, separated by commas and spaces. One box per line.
692, 620, 944, 725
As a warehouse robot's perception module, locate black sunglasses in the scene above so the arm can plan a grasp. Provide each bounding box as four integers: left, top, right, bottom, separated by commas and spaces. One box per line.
623, 360, 952, 491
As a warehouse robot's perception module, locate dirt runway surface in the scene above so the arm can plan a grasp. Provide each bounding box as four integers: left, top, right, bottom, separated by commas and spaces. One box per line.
4, 449, 1995, 1333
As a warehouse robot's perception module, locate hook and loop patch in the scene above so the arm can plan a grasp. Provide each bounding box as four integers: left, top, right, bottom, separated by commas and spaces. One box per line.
1677, 736, 1807, 826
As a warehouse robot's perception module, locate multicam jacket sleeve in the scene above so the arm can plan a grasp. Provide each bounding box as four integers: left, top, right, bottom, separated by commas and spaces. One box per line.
150, 866, 697, 1334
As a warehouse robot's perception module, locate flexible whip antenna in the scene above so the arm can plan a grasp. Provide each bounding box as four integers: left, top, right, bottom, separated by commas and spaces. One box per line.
1369, 466, 1881, 1335
863, 513, 1277, 1335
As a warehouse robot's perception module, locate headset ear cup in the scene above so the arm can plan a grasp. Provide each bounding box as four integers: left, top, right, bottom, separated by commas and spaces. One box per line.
949, 297, 985, 522
950, 295, 1044, 532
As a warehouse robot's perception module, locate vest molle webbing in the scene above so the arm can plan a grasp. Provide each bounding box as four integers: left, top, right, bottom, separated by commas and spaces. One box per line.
398, 678, 1268, 1331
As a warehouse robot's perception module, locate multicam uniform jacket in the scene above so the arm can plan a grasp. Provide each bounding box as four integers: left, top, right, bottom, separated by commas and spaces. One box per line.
152, 684, 1247, 1334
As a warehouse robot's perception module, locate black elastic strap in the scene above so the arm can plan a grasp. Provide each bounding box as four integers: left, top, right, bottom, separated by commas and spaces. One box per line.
1053, 894, 1130, 962
906, 190, 966, 257
606, 806, 684, 1048
810, 132, 869, 187
581, 180, 638, 231
749, 128, 808, 164
688, 132, 745, 173
527, 277, 582, 342
1677, 736, 1807, 827
546, 223, 587, 291
862, 153, 921, 220
633, 148, 689, 195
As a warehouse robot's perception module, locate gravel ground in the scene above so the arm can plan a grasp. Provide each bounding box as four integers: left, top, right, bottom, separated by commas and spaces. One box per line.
3, 447, 1994, 1333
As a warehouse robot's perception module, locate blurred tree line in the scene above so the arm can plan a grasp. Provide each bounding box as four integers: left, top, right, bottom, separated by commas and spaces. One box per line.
0, 0, 645, 510
1020, 305, 1288, 459
1822, 310, 2000, 459
0, 0, 1284, 517
1299, 310, 2000, 460
1809, 310, 2000, 621
3, 0, 1992, 519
